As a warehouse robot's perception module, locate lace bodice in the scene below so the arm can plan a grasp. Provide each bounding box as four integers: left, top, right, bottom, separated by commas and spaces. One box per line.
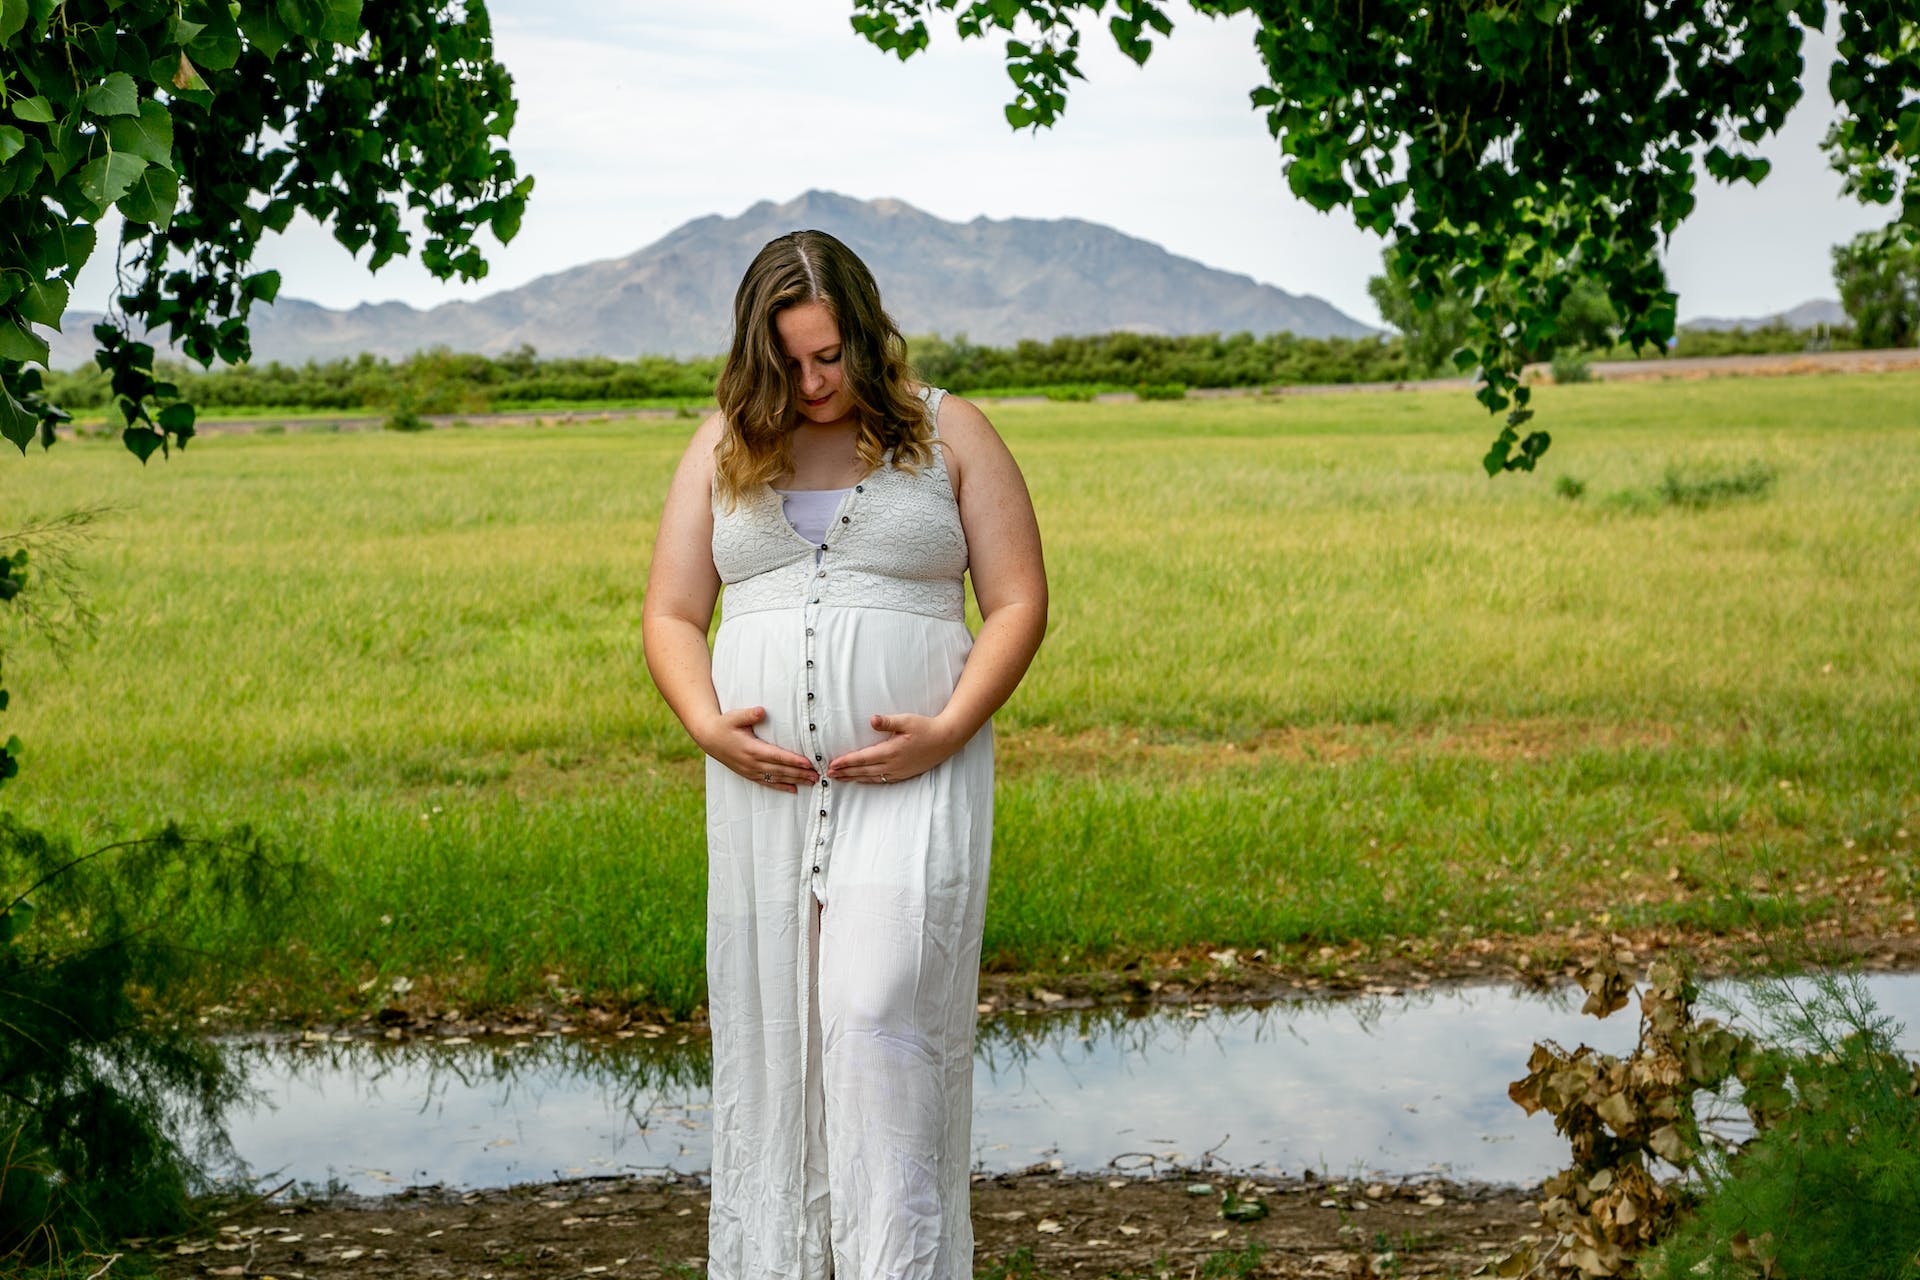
711, 387, 969, 621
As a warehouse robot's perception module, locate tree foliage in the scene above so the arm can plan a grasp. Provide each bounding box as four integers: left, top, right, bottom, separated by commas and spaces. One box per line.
849, 0, 1920, 473
1369, 249, 1619, 377
0, 0, 529, 461
1832, 224, 1920, 348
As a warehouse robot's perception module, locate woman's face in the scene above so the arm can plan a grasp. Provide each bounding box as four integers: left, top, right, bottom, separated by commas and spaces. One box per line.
775, 301, 852, 426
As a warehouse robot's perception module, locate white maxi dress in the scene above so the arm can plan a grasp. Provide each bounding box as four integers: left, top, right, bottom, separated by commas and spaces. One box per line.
705, 387, 992, 1279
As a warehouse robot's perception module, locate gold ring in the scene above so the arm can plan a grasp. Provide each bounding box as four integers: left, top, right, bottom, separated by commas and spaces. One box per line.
880, 774, 889, 783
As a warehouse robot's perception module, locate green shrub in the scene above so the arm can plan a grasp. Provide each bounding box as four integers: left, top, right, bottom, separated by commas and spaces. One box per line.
1554, 474, 1588, 501
1, 819, 305, 1259
1551, 348, 1594, 383
1041, 384, 1098, 402
1135, 382, 1187, 401
1658, 461, 1778, 509
384, 399, 429, 432
1641, 975, 1920, 1280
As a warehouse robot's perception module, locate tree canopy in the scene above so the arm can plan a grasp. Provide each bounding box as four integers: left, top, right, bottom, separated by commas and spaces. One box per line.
0, 0, 529, 460
1832, 223, 1920, 347
850, 0, 1919, 472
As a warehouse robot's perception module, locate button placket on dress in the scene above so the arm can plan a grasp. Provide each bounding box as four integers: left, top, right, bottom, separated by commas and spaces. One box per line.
799, 481, 863, 898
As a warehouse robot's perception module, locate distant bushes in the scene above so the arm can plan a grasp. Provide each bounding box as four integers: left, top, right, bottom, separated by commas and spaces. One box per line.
43, 345, 727, 417
910, 330, 1411, 392
1609, 318, 1860, 361
37, 321, 1867, 420
42, 332, 1415, 417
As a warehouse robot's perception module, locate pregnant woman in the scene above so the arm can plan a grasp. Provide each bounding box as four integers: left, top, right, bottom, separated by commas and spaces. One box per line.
642, 229, 1048, 1279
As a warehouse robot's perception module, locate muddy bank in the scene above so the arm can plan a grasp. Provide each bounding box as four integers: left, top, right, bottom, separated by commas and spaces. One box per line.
138, 1170, 1540, 1279
227, 909, 1920, 1046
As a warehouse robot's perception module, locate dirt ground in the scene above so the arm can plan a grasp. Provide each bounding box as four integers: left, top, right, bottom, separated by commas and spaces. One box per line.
137, 1170, 1540, 1279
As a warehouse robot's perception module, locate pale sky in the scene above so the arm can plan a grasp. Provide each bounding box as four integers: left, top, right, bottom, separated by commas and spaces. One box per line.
71, 2, 1896, 333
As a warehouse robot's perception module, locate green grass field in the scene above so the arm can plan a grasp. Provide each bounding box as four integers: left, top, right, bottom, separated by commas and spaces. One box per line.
3, 375, 1917, 1020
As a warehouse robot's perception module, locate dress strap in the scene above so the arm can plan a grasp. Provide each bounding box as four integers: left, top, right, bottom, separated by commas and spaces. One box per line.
921, 384, 946, 437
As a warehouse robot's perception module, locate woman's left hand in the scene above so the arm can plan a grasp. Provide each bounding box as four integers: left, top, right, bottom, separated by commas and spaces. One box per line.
826, 713, 966, 785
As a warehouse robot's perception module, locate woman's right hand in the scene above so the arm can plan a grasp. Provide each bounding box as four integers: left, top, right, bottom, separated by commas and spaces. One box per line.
698, 706, 819, 792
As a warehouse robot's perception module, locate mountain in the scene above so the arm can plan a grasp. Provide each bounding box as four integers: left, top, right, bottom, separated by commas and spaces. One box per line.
43, 191, 1373, 369
1680, 298, 1849, 332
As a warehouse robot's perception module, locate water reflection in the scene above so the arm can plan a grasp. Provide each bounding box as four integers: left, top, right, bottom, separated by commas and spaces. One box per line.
220, 974, 1920, 1196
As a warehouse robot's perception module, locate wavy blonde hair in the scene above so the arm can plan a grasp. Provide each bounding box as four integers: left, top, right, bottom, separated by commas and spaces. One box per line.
713, 230, 933, 507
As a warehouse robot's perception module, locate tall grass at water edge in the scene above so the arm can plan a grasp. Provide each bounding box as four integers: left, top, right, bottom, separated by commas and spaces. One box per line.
2, 375, 1917, 1018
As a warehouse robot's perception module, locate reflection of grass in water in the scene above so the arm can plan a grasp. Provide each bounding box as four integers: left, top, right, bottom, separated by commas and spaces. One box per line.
6, 375, 1919, 1018
226, 1031, 713, 1101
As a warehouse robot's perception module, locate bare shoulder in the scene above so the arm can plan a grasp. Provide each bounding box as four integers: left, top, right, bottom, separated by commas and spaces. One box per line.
672, 411, 726, 478
932, 391, 999, 447
932, 392, 1014, 495
689, 410, 727, 455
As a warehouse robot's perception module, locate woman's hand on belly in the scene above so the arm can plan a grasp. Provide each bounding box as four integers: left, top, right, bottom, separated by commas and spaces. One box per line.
698, 706, 820, 793
824, 712, 966, 785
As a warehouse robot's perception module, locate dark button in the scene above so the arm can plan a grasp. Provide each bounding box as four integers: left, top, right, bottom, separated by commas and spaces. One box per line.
808, 723, 816, 731
814, 754, 822, 762
820, 543, 829, 552
841, 516, 850, 524
806, 659, 814, 667
811, 865, 821, 874
811, 598, 819, 603
806, 628, 814, 636
807, 692, 815, 700
820, 779, 829, 788
818, 809, 827, 818
816, 570, 826, 578
855, 484, 863, 492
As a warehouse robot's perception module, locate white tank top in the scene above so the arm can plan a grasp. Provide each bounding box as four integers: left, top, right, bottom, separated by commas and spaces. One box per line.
772, 487, 853, 547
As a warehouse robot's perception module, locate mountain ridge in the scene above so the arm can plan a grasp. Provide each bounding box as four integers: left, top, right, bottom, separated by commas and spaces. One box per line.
43, 191, 1374, 369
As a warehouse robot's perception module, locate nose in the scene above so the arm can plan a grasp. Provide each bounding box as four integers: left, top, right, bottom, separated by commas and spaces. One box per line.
798, 364, 825, 398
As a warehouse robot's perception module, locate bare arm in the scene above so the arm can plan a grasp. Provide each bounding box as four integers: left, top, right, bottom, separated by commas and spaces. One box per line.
642, 414, 818, 792
826, 394, 1047, 782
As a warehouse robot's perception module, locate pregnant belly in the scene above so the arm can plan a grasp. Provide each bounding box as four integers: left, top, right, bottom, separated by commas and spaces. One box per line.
712, 607, 973, 764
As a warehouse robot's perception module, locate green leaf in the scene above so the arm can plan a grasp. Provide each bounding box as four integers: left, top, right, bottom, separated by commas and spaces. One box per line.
185, 0, 242, 70
78, 149, 148, 212
276, 0, 362, 43
0, 388, 35, 453
82, 71, 140, 118
243, 270, 282, 303
106, 99, 174, 168
117, 163, 178, 226
33, 221, 95, 275
45, 117, 87, 181
238, 4, 292, 55
1898, 107, 1920, 158
122, 425, 164, 463
0, 0, 25, 43
17, 278, 67, 328
0, 125, 22, 164
9, 95, 55, 124
319, 0, 363, 42
0, 317, 49, 366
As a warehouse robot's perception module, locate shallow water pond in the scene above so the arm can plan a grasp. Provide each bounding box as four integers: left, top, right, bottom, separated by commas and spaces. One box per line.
222, 973, 1920, 1196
